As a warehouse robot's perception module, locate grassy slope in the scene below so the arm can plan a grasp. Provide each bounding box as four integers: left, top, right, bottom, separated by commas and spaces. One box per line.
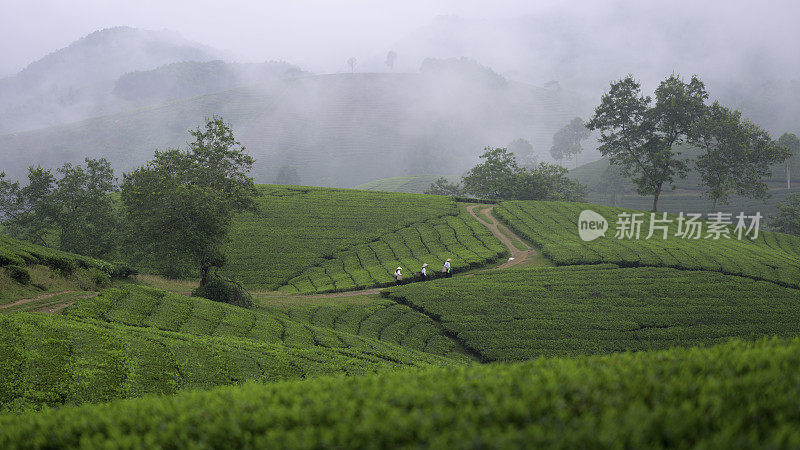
384, 265, 800, 362
223, 186, 505, 292
494, 200, 800, 287
353, 175, 453, 194
3, 337, 799, 448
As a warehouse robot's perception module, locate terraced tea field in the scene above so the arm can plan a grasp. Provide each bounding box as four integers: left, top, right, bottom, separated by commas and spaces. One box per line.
64, 285, 470, 362
494, 200, 800, 287
223, 186, 504, 291
3, 337, 799, 448
384, 264, 800, 361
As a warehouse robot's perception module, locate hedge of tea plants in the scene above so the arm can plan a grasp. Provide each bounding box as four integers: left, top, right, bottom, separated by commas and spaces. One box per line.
277, 212, 506, 293
222, 185, 461, 289
384, 264, 800, 361
3, 338, 799, 448
0, 234, 113, 275
493, 200, 800, 287
0, 309, 454, 413
62, 285, 467, 361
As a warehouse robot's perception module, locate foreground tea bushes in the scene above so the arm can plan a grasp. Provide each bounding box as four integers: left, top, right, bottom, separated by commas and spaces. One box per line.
223, 186, 460, 289
264, 298, 471, 362
63, 285, 467, 361
384, 265, 800, 361
0, 310, 455, 413
494, 201, 800, 287
3, 338, 800, 448
278, 212, 506, 293
0, 234, 112, 275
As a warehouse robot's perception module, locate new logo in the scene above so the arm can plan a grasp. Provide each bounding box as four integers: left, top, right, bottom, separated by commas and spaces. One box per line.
578, 210, 608, 241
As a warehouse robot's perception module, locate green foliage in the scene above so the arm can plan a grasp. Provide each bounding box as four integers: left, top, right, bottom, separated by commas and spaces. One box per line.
385, 265, 800, 361
277, 211, 506, 293
3, 265, 30, 285
770, 193, 800, 236
424, 176, 462, 196
222, 185, 461, 289
493, 200, 800, 287
3, 338, 800, 448
461, 147, 586, 201
63, 285, 462, 363
0, 167, 57, 246
86, 268, 110, 288
550, 117, 589, 166
0, 233, 113, 275
1, 292, 455, 412
587, 74, 708, 210
192, 279, 254, 308
121, 116, 259, 285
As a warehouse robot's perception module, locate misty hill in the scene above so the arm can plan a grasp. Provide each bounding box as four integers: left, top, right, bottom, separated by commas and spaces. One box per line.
0, 62, 588, 187
0, 27, 231, 133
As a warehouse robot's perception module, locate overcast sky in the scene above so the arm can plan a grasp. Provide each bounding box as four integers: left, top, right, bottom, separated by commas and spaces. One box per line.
2, 0, 798, 82
0, 0, 535, 76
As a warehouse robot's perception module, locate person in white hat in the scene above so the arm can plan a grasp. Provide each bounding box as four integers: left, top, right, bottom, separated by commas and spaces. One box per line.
420, 263, 428, 281
442, 258, 451, 277
394, 267, 403, 285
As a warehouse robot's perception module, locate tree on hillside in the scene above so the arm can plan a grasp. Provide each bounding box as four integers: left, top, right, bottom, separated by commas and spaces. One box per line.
53, 158, 119, 258
596, 164, 629, 207
777, 132, 799, 190
459, 147, 586, 201
347, 57, 357, 73
461, 147, 519, 199
587, 74, 708, 211
385, 51, 397, 70
121, 116, 259, 286
508, 138, 536, 168
770, 194, 800, 236
0, 159, 119, 258
690, 102, 790, 210
425, 177, 462, 196
550, 118, 589, 169
0, 168, 56, 246
275, 165, 301, 185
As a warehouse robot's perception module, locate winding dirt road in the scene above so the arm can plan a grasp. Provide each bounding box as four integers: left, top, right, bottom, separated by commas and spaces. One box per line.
465, 204, 541, 270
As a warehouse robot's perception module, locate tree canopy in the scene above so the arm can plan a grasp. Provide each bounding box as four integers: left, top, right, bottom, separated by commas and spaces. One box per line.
769, 194, 800, 236
550, 117, 589, 168
120, 116, 259, 285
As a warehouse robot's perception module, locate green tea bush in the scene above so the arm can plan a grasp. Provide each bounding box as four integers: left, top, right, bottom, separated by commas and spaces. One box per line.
192, 279, 254, 308
2, 338, 800, 448
4, 265, 30, 285
385, 264, 800, 362
0, 309, 454, 413
87, 268, 110, 288
493, 200, 800, 287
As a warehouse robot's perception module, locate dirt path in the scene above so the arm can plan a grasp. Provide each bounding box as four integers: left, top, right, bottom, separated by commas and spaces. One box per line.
466, 204, 540, 270
1, 290, 98, 313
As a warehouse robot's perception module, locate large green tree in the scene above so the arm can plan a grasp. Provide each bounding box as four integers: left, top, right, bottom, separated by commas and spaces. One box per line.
121, 116, 259, 286
770, 194, 800, 236
460, 147, 585, 201
550, 117, 589, 168
587, 74, 707, 211
777, 132, 799, 190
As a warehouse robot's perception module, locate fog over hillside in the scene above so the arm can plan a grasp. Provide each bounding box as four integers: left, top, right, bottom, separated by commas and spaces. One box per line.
0, 0, 798, 186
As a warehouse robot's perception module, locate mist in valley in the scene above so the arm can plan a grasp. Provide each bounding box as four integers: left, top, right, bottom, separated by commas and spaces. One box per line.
0, 0, 798, 189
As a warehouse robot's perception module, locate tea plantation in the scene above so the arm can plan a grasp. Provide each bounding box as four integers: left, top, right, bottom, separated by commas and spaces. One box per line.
494, 200, 800, 287
384, 264, 800, 361
64, 285, 471, 362
3, 337, 799, 448
222, 186, 504, 291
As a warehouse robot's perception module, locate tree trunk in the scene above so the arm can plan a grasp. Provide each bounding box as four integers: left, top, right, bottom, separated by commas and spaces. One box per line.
652, 187, 661, 212
788, 160, 791, 191
712, 197, 718, 212
200, 264, 211, 287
